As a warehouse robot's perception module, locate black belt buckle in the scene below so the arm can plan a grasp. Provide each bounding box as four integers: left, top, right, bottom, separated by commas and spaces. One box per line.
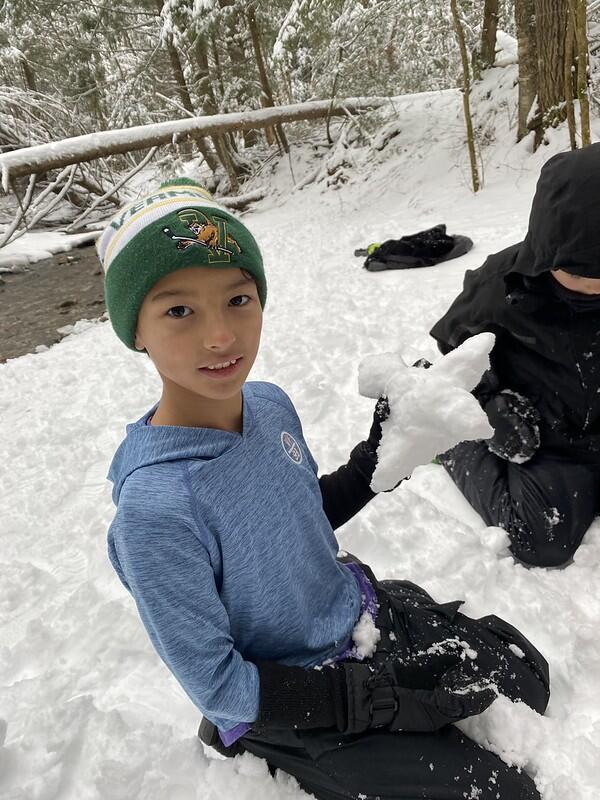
369, 686, 398, 727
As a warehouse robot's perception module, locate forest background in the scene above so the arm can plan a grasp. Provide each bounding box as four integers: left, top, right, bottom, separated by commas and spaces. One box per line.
2, 0, 600, 232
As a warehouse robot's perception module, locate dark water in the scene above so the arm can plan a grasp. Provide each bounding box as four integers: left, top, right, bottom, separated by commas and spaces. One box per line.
0, 242, 106, 363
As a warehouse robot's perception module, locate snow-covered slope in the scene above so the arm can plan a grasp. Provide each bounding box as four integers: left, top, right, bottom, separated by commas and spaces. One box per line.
2, 40, 600, 799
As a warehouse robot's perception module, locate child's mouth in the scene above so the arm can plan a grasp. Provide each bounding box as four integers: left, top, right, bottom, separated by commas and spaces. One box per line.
198, 357, 243, 379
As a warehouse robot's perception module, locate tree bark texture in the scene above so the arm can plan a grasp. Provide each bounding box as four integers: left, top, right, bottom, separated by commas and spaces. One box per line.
515, 0, 538, 141
450, 0, 480, 192
532, 0, 569, 147
246, 3, 288, 152
572, 0, 591, 147
480, 0, 500, 68
564, 8, 578, 149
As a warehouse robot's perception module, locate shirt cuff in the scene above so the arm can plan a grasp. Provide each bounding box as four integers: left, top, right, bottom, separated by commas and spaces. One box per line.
219, 721, 252, 746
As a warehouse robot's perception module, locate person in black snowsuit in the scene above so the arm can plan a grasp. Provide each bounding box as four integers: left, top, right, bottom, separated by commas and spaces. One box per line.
430, 143, 600, 568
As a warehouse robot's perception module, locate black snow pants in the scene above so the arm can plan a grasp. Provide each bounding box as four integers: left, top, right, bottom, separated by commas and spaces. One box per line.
239, 562, 550, 800
439, 440, 600, 567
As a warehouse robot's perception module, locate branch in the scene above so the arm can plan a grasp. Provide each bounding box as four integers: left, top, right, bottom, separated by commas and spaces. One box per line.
66, 146, 159, 232
0, 97, 390, 186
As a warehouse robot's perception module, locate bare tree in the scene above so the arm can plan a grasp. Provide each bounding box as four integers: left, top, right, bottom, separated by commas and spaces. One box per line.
480, 0, 499, 68
450, 0, 480, 192
246, 2, 288, 153
565, 5, 579, 149
531, 0, 569, 148
572, 0, 591, 146
152, 0, 218, 173
515, 0, 538, 141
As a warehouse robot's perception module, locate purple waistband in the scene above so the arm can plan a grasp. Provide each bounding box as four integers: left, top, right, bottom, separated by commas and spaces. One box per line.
327, 561, 379, 663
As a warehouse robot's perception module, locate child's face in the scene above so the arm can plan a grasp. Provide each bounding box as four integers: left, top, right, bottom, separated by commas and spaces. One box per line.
551, 268, 600, 295
134, 266, 262, 404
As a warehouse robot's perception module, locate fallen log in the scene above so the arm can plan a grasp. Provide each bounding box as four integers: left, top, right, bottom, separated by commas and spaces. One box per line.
0, 97, 390, 189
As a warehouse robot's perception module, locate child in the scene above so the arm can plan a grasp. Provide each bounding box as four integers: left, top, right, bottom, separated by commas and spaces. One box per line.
431, 143, 600, 568
101, 178, 549, 800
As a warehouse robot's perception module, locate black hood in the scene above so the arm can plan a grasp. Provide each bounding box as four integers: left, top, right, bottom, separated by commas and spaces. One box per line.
512, 143, 600, 279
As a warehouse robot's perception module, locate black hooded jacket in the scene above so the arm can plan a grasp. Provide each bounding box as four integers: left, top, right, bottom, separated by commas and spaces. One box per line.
430, 144, 600, 464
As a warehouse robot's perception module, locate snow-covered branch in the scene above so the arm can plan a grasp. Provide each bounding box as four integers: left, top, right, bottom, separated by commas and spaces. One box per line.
0, 97, 390, 190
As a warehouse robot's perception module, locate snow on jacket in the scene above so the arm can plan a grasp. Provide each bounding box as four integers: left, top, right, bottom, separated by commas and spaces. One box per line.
106, 381, 362, 735
430, 145, 600, 464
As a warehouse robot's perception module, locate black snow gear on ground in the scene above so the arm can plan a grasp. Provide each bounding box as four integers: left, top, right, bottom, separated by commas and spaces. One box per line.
357, 224, 473, 271
430, 144, 600, 567
200, 556, 549, 800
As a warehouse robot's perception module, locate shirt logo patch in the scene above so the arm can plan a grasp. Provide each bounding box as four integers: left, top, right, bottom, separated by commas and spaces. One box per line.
281, 431, 303, 464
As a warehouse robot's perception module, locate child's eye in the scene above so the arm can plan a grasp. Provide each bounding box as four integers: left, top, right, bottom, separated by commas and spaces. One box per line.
166, 306, 192, 318
230, 295, 251, 307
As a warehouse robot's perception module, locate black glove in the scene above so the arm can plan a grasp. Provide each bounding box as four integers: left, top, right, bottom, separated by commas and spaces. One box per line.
197, 717, 244, 757
347, 395, 391, 487
252, 654, 496, 735
343, 659, 497, 734
412, 357, 432, 369
484, 390, 541, 463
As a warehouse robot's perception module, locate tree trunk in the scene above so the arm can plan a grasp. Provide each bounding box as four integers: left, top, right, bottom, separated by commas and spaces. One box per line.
246, 3, 288, 152
153, 0, 218, 172
531, 0, 569, 148
0, 96, 389, 181
564, 8, 578, 149
451, 0, 480, 192
208, 29, 241, 151
480, 0, 499, 68
194, 33, 243, 190
20, 52, 37, 92
515, 0, 538, 141
572, 0, 591, 147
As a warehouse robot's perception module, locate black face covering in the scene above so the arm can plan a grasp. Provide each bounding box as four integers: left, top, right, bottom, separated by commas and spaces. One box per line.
547, 272, 600, 313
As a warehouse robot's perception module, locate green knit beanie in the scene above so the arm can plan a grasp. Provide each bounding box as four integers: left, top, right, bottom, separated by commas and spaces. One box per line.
97, 178, 266, 351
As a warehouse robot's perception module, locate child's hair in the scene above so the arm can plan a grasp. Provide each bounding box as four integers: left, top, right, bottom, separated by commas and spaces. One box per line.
96, 178, 267, 352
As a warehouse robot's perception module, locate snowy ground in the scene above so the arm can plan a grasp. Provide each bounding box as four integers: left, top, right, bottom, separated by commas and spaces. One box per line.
0, 230, 102, 270
2, 47, 600, 799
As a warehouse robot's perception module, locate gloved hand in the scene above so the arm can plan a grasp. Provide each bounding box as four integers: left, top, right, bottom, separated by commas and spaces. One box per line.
347, 396, 394, 489
484, 390, 541, 463
343, 659, 497, 734
251, 653, 497, 736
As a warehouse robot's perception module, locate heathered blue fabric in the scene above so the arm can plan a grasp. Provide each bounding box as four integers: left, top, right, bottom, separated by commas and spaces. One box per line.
106, 381, 362, 734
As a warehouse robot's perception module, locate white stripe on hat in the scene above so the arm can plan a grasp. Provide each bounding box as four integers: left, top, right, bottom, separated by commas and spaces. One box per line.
97, 187, 227, 274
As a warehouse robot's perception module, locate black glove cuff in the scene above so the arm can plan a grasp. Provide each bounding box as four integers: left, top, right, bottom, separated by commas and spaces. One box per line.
255, 660, 347, 732
348, 440, 378, 485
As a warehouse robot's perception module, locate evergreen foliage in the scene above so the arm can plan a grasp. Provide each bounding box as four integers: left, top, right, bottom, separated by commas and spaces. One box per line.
0, 0, 516, 150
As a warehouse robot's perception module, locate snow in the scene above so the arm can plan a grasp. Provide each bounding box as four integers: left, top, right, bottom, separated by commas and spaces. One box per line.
2, 46, 600, 799
359, 332, 495, 492
349, 611, 381, 659
0, 229, 102, 269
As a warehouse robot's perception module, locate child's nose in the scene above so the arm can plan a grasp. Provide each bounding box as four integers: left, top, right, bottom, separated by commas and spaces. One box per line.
202, 317, 236, 350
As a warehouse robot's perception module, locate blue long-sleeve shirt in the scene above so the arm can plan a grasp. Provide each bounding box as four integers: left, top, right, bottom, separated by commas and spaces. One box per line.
106, 381, 362, 737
